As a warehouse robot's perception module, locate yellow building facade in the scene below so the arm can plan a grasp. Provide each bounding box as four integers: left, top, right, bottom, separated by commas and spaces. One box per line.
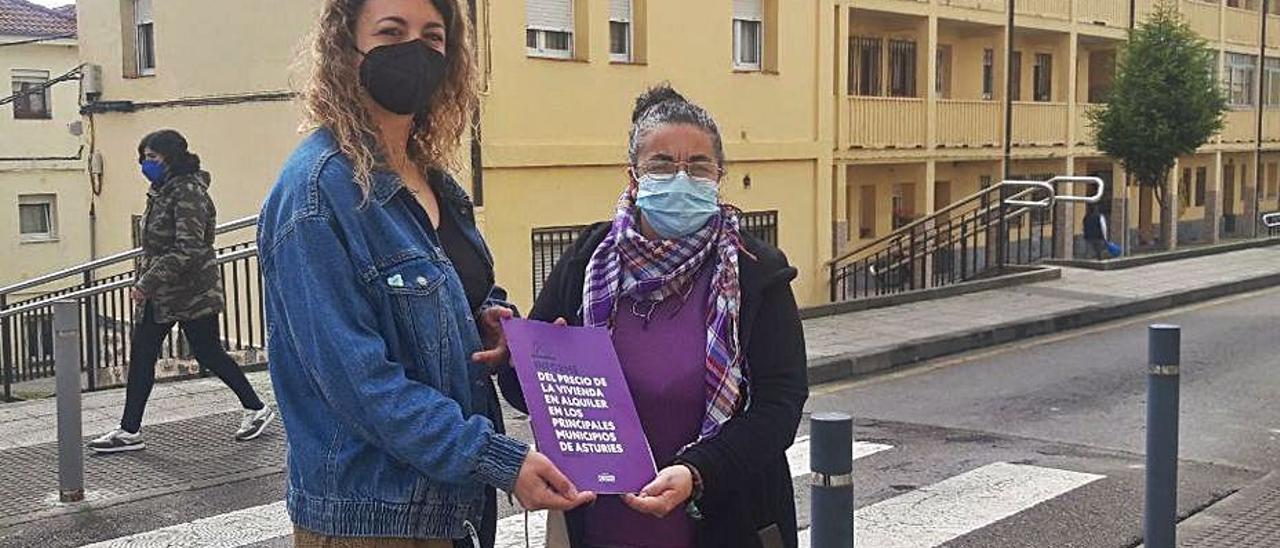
58, 0, 1280, 312
73, 0, 832, 309
0, 2, 88, 296
834, 0, 1280, 262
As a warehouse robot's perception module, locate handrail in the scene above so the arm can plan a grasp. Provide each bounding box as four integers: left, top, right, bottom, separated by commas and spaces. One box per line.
1002, 181, 1056, 208
1047, 176, 1106, 204
0, 245, 258, 320
0, 215, 259, 298
1264, 212, 1280, 228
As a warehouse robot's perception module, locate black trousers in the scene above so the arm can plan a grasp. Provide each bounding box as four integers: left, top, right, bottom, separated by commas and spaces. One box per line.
121, 303, 264, 433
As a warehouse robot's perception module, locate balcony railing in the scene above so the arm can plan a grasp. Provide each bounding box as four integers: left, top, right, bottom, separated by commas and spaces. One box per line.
937, 0, 1005, 13
1078, 0, 1131, 27
1265, 109, 1280, 142
937, 100, 1001, 148
847, 96, 927, 149
1135, 0, 1159, 23
1224, 6, 1261, 45
1075, 103, 1101, 146
1012, 102, 1069, 146
1181, 0, 1221, 40
1017, 0, 1071, 20
1221, 109, 1257, 143
1270, 15, 1280, 48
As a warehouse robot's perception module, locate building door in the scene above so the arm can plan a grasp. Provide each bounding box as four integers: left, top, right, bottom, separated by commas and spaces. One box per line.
1224, 164, 1237, 234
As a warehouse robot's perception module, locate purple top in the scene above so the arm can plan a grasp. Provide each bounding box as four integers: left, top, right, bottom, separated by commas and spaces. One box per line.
581, 266, 711, 548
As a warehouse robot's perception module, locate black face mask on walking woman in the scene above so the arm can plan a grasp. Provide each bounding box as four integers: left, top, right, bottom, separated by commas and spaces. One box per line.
357, 40, 448, 116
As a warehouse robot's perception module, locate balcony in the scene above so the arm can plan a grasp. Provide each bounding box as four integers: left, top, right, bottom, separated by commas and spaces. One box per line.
1078, 0, 1131, 27
1181, 0, 1221, 40
1012, 102, 1068, 146
1265, 109, 1280, 142
1224, 7, 1260, 46
937, 0, 1005, 13
847, 96, 927, 149
1017, 0, 1070, 20
1270, 15, 1280, 48
1220, 109, 1257, 143
1075, 104, 1101, 147
937, 100, 1001, 148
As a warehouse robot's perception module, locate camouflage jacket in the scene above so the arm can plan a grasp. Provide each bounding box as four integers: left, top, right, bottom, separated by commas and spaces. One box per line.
136, 171, 225, 323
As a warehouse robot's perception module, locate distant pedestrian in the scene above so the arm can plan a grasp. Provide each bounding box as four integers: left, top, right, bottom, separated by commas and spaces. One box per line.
1083, 204, 1110, 260
88, 129, 274, 454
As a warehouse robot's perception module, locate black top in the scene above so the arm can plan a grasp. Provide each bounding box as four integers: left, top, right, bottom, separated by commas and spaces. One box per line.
399, 191, 489, 312
497, 222, 809, 548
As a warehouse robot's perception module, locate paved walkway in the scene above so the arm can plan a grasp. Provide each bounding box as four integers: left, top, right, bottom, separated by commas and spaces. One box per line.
2, 245, 1279, 529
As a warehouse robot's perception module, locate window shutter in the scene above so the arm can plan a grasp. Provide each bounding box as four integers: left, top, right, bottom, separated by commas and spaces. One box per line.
527, 0, 574, 32
134, 0, 153, 23
733, 0, 763, 21
610, 0, 631, 22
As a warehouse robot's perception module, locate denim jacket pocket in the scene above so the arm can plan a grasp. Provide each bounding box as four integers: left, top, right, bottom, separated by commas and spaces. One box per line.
379, 257, 451, 389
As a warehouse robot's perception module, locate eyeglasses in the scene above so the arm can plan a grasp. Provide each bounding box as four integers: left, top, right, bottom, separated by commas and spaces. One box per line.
634, 160, 724, 183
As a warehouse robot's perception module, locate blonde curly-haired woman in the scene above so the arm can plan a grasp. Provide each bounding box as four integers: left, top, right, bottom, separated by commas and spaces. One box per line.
258, 1, 593, 546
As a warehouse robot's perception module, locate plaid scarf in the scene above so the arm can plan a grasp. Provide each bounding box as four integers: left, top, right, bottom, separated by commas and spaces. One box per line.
583, 187, 747, 441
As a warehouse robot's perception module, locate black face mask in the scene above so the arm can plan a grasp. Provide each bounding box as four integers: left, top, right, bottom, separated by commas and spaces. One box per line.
357, 40, 448, 116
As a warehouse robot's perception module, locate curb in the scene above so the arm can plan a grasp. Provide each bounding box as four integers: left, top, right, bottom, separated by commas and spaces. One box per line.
1044, 237, 1280, 271
801, 266, 1062, 320
805, 270, 1280, 386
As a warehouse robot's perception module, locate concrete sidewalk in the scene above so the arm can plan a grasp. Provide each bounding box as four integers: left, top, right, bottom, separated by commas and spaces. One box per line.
1, 245, 1278, 524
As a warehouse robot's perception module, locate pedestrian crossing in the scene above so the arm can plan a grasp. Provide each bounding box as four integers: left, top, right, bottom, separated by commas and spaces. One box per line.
78, 437, 1107, 548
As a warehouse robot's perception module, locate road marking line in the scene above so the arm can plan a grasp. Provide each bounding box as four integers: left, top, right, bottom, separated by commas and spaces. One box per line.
80, 500, 290, 548
497, 438, 894, 548
798, 462, 1104, 548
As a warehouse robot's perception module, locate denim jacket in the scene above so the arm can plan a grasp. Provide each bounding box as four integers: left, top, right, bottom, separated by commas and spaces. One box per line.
258, 129, 528, 540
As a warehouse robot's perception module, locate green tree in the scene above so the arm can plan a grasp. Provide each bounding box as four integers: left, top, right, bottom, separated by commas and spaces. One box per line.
1088, 1, 1226, 249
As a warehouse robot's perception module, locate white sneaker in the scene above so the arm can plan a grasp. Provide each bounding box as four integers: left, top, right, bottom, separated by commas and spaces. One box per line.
235, 406, 275, 441
87, 428, 145, 454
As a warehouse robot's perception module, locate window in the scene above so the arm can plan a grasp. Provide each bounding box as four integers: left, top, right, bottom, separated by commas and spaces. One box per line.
891, 182, 916, 229
609, 0, 631, 62
733, 0, 763, 70
18, 195, 57, 242
1268, 163, 1278, 198
526, 0, 574, 59
1226, 53, 1257, 108
849, 36, 883, 96
1265, 58, 1280, 106
134, 0, 156, 75
888, 39, 917, 98
982, 48, 995, 100
936, 45, 952, 98
1010, 51, 1022, 101
11, 69, 50, 120
1196, 167, 1207, 206
1180, 168, 1193, 209
1033, 53, 1053, 102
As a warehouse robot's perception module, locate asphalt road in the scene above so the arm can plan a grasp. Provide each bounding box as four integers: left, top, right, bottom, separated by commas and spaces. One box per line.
5, 287, 1278, 548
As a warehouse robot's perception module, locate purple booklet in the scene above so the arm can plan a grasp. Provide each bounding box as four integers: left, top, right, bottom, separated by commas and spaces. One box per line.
503, 318, 657, 494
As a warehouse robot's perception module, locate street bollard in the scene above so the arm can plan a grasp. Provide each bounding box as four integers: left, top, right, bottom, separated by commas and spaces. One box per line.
810, 413, 854, 548
1145, 324, 1180, 548
53, 300, 84, 503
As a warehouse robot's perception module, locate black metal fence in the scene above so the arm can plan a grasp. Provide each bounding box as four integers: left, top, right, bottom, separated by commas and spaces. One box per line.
0, 223, 263, 400
830, 185, 1056, 302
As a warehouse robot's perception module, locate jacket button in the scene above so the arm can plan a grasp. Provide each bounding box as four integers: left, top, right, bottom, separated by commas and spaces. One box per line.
416, 276, 429, 287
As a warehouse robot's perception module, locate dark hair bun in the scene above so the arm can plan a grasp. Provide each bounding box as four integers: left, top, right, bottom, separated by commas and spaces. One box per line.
632, 84, 687, 123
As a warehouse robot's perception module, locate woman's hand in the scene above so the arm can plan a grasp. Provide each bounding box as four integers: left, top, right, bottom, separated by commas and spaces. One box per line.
513, 450, 597, 511
471, 306, 514, 372
623, 465, 695, 518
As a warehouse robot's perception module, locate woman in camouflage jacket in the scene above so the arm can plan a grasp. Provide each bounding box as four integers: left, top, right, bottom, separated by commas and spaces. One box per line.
88, 130, 274, 454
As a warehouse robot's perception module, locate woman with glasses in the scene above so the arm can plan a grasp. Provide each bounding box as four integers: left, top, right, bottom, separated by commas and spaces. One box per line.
498, 85, 808, 548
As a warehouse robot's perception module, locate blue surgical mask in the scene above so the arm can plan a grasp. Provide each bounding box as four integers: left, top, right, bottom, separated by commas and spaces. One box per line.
636, 171, 720, 239
140, 160, 166, 185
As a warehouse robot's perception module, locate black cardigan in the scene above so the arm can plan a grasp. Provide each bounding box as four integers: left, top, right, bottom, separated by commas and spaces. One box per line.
498, 222, 809, 548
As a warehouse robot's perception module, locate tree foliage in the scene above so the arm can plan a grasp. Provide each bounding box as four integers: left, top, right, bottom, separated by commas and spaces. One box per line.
1088, 1, 1227, 207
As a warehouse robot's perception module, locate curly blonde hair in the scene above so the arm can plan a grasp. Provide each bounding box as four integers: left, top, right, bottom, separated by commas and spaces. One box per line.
298, 0, 478, 197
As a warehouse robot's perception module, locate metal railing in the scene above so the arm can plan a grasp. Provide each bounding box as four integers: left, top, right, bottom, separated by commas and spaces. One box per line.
1264, 212, 1280, 233
829, 177, 1104, 302
0, 216, 262, 400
